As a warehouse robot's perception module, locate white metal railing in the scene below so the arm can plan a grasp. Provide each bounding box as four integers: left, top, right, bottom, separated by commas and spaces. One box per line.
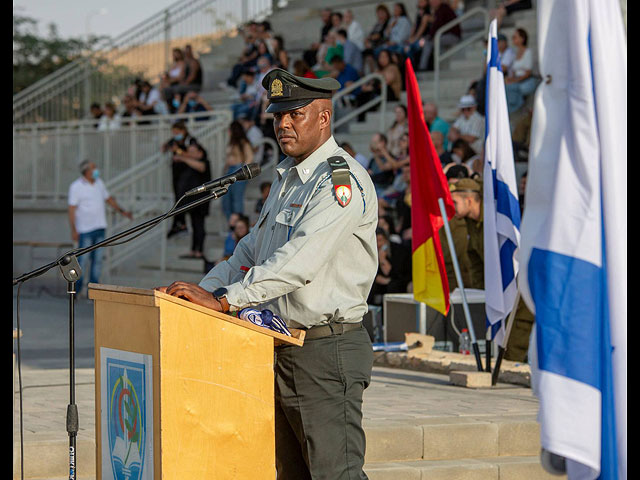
103, 128, 275, 281
13, 0, 276, 124
331, 73, 388, 133
101, 109, 232, 279
13, 110, 231, 202
434, 7, 490, 103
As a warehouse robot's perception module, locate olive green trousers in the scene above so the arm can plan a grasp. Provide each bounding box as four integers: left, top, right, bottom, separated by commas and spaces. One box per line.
274, 325, 373, 480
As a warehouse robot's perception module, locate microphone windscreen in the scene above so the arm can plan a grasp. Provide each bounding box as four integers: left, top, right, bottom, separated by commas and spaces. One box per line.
243, 163, 261, 180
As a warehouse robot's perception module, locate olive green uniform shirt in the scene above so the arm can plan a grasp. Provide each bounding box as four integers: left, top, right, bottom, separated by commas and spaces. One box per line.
199, 136, 379, 329
465, 204, 484, 290
439, 216, 472, 291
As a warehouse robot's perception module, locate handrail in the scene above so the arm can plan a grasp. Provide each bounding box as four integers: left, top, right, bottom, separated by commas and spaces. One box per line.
13, 0, 274, 123
433, 6, 489, 103
331, 73, 387, 134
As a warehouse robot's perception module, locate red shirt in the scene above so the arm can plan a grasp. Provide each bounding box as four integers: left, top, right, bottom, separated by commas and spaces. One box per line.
303, 70, 318, 79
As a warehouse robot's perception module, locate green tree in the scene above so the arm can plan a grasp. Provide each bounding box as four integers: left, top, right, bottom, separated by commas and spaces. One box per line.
13, 11, 109, 95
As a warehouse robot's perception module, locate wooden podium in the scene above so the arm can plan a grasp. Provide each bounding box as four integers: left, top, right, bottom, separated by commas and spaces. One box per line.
89, 284, 304, 480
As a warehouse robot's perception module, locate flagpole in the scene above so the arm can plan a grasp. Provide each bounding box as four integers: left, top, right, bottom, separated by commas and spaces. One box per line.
485, 327, 492, 373
491, 289, 521, 385
437, 197, 483, 372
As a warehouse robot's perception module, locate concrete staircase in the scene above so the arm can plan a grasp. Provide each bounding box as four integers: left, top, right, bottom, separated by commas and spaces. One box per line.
363, 414, 561, 479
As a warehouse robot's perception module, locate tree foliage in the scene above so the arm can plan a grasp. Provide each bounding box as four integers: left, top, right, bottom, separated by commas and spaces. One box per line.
13, 11, 109, 95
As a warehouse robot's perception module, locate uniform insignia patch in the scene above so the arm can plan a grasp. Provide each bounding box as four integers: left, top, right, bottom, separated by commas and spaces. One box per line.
334, 184, 352, 207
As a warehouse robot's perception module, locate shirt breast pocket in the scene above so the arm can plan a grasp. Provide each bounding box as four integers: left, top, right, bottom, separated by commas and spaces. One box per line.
274, 209, 298, 245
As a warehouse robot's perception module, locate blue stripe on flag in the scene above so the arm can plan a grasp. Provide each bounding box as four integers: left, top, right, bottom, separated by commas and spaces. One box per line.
588, 24, 619, 480
528, 248, 602, 389
499, 239, 517, 290
492, 170, 522, 229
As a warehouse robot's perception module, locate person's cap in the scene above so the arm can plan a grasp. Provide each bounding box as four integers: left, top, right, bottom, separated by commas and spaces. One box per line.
262, 68, 341, 113
457, 94, 477, 109
449, 178, 481, 193
497, 33, 507, 42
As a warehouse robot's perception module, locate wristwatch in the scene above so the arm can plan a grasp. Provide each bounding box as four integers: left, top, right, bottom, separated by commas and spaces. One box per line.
212, 287, 230, 313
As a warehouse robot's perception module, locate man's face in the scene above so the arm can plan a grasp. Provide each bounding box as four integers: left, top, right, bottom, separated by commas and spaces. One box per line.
461, 106, 475, 119
273, 101, 330, 159
451, 192, 473, 218
84, 162, 97, 179
498, 39, 507, 53
376, 233, 388, 251
423, 103, 437, 123
321, 9, 331, 23
344, 10, 353, 24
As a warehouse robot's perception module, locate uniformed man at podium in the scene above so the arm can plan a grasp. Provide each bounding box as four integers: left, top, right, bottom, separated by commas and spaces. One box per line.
157, 68, 379, 479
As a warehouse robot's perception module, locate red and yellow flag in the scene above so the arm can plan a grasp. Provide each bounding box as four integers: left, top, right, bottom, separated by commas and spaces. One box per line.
405, 59, 455, 315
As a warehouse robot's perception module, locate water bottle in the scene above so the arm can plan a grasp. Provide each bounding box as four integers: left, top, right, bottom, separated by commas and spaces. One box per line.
459, 328, 471, 355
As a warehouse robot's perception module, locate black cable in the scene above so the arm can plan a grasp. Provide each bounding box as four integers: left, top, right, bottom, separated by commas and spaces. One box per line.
15, 281, 24, 480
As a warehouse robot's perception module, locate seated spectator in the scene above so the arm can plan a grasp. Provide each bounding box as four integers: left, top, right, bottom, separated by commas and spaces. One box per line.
330, 11, 344, 29
183, 45, 203, 93
354, 49, 402, 121
254, 40, 273, 67
238, 113, 265, 165
416, 0, 461, 71
161, 48, 187, 110
344, 9, 365, 51
504, 28, 539, 113
449, 95, 485, 154
320, 29, 344, 71
380, 133, 410, 203
293, 59, 318, 79
89, 103, 103, 128
303, 8, 333, 69
394, 164, 413, 247
387, 105, 408, 158
444, 163, 472, 182
423, 101, 450, 150
121, 94, 143, 123
97, 102, 122, 131
231, 69, 261, 121
336, 29, 363, 74
377, 214, 402, 244
256, 21, 274, 45
363, 4, 392, 74
404, 0, 432, 62
442, 138, 476, 167
177, 91, 213, 120
374, 3, 412, 58
221, 213, 250, 261
340, 142, 370, 169
255, 182, 271, 214
497, 33, 516, 74
367, 227, 412, 306
329, 55, 360, 93
270, 35, 289, 70
225, 29, 260, 88
367, 132, 398, 195
137, 81, 169, 116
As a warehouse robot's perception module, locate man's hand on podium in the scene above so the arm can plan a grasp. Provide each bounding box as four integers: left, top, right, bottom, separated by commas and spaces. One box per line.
155, 282, 224, 312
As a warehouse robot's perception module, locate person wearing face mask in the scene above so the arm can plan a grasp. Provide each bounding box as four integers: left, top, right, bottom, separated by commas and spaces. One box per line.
177, 90, 213, 121
162, 121, 211, 247
67, 159, 133, 296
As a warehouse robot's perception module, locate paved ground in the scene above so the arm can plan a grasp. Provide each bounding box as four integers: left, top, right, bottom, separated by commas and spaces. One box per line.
13, 292, 540, 479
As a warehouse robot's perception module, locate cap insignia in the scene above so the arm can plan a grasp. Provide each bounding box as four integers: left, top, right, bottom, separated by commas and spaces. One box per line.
271, 78, 284, 97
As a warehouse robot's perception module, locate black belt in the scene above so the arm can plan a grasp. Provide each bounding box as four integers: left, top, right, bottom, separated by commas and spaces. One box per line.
303, 321, 362, 340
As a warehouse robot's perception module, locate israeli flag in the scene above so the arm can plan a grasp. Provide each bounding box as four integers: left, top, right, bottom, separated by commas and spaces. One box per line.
483, 19, 521, 348
519, 1, 626, 478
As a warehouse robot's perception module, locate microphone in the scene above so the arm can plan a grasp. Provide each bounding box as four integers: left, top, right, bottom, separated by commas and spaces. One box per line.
185, 163, 261, 196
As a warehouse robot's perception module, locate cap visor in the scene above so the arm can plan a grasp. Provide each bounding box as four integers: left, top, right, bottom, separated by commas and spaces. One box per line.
265, 98, 315, 113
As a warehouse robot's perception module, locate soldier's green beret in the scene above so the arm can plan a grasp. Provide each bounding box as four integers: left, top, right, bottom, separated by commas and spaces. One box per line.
449, 178, 482, 194
262, 68, 341, 113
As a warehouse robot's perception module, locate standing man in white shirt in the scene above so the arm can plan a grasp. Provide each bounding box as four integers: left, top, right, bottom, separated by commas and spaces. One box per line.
68, 160, 133, 295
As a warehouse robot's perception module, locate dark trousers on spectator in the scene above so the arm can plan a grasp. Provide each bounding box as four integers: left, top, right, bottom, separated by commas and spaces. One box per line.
274, 325, 372, 480
189, 209, 206, 254
418, 33, 460, 71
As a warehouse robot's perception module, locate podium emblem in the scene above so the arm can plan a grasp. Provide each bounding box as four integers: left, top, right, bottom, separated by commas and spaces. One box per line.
101, 348, 153, 480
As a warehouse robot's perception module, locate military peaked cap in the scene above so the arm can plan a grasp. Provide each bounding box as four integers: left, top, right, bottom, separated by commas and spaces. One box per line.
449, 178, 482, 194
262, 68, 341, 113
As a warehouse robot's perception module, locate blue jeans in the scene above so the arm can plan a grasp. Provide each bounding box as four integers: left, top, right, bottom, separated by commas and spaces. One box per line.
222, 165, 247, 219
77, 228, 106, 292
505, 77, 539, 113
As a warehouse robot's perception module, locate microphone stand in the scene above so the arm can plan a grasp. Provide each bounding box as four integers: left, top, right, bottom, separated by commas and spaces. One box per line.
12, 187, 228, 480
